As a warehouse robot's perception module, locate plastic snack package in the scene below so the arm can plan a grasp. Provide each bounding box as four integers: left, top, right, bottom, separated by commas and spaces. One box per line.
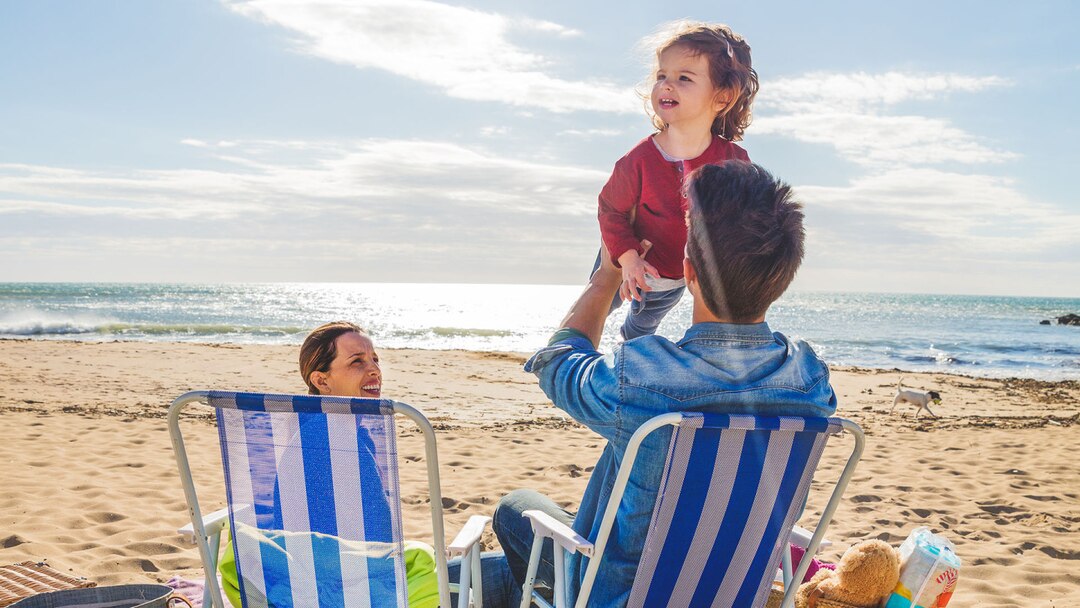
883, 527, 960, 608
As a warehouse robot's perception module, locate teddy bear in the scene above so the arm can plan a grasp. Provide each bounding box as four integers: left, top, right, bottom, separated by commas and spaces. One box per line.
794, 539, 901, 608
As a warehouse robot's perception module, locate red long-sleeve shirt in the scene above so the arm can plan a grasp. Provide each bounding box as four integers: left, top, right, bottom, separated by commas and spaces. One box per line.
598, 135, 749, 279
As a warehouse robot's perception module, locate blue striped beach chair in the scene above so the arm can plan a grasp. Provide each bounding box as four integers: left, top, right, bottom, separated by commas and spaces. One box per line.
520, 413, 864, 608
169, 391, 491, 608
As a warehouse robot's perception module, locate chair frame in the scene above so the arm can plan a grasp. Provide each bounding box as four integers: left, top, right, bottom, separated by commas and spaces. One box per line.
520, 412, 865, 608
169, 390, 489, 608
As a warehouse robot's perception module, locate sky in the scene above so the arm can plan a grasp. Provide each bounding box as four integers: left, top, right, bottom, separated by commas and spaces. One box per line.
1, 0, 1078, 296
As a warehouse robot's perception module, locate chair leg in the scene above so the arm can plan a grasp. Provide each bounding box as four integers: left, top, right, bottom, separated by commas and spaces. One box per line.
203, 532, 222, 608
552, 548, 564, 608
519, 536, 545, 608
457, 552, 473, 608
781, 544, 793, 588
471, 548, 483, 608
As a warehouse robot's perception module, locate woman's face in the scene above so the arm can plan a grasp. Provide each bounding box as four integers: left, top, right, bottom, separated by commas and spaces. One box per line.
313, 331, 382, 398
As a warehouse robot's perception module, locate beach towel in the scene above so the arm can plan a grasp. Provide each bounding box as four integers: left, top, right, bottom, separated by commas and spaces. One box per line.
217, 527, 439, 608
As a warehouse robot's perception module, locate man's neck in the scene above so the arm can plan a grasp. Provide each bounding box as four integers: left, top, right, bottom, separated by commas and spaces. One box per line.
692, 300, 765, 325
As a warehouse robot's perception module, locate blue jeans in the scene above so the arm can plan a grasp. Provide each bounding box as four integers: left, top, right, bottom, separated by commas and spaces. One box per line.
447, 489, 575, 608
590, 248, 685, 340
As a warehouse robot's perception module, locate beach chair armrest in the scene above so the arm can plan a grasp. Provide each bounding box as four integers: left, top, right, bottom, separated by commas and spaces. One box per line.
523, 510, 593, 557
447, 515, 492, 557
789, 525, 832, 552
178, 507, 230, 544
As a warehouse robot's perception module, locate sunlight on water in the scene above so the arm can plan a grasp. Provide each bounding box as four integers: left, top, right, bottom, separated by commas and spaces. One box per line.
1, 283, 1078, 380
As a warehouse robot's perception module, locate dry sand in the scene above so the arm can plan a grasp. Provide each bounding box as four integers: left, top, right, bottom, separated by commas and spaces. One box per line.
1, 339, 1078, 607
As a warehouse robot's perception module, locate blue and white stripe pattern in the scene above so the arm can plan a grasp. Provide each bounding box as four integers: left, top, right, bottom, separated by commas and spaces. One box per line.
627, 414, 841, 608
208, 391, 407, 608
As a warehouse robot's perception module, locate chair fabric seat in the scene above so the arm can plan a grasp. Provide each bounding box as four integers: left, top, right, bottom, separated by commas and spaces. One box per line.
209, 391, 408, 608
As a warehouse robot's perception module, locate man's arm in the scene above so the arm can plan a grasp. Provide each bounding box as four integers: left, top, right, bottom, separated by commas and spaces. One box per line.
556, 247, 622, 347
522, 246, 625, 437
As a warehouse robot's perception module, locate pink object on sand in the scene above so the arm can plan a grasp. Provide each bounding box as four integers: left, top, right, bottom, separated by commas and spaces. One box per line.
790, 544, 836, 582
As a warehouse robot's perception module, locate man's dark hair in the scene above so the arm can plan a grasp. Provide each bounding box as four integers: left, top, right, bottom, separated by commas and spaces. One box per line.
685, 161, 804, 322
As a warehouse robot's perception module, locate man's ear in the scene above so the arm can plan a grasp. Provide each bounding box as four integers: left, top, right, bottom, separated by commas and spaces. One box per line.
683, 256, 697, 286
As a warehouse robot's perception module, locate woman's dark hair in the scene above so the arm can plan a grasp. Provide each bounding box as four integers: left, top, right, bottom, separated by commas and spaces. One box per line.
299, 321, 367, 394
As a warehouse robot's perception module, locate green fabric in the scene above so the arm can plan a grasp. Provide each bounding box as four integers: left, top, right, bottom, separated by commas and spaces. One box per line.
402, 541, 440, 608
218, 528, 241, 608
217, 526, 440, 608
548, 327, 589, 345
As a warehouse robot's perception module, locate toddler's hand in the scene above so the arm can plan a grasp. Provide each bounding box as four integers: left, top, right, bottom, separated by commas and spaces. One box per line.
618, 242, 657, 303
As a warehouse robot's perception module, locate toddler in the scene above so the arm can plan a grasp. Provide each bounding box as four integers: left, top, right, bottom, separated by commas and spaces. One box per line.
597, 22, 758, 339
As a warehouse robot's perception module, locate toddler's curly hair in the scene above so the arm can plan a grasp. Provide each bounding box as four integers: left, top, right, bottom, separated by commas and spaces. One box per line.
647, 22, 759, 141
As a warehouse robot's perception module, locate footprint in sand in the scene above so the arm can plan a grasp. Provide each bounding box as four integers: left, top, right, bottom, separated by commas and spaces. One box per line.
1039, 546, 1080, 560
87, 511, 128, 524
127, 541, 182, 555
123, 558, 160, 573
440, 497, 470, 513
976, 502, 1023, 515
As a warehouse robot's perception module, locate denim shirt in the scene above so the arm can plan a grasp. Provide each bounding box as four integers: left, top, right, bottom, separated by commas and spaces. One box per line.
524, 322, 837, 607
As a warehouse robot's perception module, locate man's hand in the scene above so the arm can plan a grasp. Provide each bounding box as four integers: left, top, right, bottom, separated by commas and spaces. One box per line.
618, 242, 657, 303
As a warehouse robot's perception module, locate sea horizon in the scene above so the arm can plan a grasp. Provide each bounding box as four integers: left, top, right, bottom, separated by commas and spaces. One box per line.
2, 281, 1078, 381
2, 279, 1078, 300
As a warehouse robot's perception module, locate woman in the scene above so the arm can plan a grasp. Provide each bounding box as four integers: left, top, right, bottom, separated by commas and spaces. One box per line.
299, 321, 383, 398
221, 322, 439, 608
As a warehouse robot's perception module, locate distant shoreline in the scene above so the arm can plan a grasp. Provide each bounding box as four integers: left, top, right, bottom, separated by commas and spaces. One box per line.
3, 336, 1078, 383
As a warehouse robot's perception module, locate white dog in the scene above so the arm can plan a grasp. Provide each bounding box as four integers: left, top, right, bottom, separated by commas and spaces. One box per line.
891, 377, 942, 418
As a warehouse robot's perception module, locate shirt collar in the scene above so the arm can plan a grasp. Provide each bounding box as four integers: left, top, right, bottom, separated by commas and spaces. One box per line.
679, 321, 774, 343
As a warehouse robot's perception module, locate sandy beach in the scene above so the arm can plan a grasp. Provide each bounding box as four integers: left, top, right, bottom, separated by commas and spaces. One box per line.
1, 339, 1077, 607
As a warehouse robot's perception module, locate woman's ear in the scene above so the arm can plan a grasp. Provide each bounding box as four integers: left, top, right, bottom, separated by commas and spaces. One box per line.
309, 371, 330, 395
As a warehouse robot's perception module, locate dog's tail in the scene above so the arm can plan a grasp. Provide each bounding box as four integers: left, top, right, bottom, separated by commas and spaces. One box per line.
897, 376, 905, 390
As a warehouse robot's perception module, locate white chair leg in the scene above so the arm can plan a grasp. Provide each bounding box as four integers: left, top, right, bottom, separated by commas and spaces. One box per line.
552, 548, 565, 608
519, 537, 545, 608
471, 548, 483, 608
781, 544, 793, 588
457, 552, 473, 608
203, 531, 222, 608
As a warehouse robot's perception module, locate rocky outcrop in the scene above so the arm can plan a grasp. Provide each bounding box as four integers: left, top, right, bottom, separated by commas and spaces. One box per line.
1058, 314, 1080, 326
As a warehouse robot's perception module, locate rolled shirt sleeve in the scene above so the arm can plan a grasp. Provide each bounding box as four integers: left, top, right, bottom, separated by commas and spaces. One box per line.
524, 331, 622, 440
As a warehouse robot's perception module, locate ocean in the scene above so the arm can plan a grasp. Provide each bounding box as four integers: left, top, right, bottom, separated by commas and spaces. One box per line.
1, 282, 1078, 380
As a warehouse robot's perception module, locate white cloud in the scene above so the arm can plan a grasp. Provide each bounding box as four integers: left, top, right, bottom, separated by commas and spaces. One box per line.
754, 69, 1080, 290
799, 168, 1080, 252
756, 71, 1014, 167
479, 126, 510, 137
0, 138, 609, 281
763, 72, 1008, 113
224, 0, 636, 113
755, 113, 1016, 166
558, 128, 624, 138
0, 139, 608, 221
516, 18, 582, 38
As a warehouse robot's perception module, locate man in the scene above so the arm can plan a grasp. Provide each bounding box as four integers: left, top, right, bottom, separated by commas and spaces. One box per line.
494, 161, 838, 607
